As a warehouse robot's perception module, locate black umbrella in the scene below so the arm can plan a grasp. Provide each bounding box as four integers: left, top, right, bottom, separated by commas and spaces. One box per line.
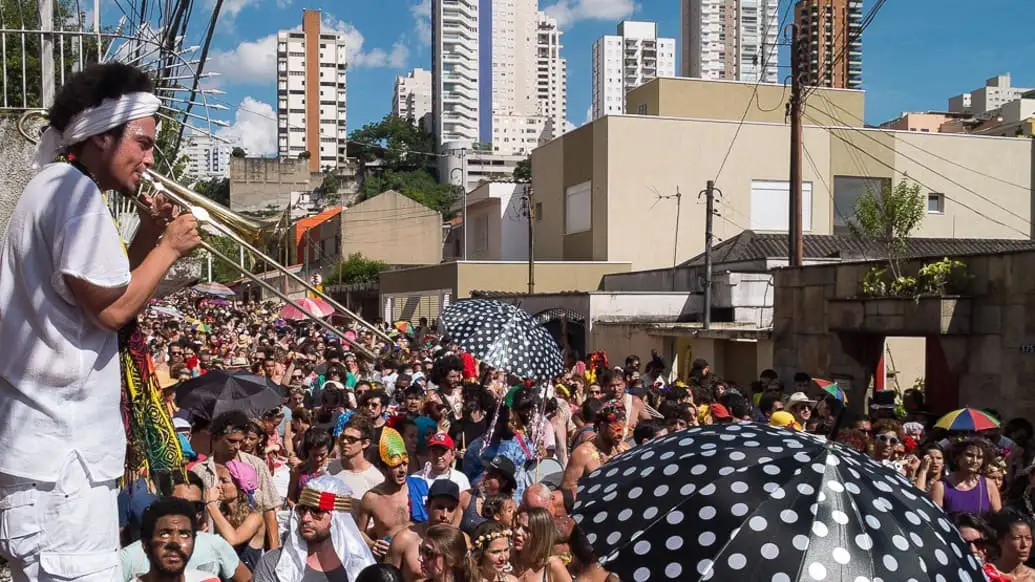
573, 424, 983, 582
439, 299, 564, 381
175, 369, 284, 422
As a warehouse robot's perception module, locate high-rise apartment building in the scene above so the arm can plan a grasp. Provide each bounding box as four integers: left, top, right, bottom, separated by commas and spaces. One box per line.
183, 132, 232, 180
591, 21, 676, 120
276, 9, 348, 172
486, 0, 547, 156
431, 0, 480, 147
949, 74, 1033, 115
536, 11, 567, 141
393, 68, 433, 127
682, 0, 779, 83
793, 0, 863, 90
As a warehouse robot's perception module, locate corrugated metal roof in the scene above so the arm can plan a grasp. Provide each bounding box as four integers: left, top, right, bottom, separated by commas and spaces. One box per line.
680, 231, 1035, 266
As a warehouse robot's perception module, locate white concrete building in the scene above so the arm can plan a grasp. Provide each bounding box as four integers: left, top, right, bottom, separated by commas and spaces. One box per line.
432, 0, 480, 146
182, 133, 232, 180
488, 0, 547, 156
681, 0, 779, 83
276, 9, 348, 172
949, 74, 1034, 116
536, 11, 567, 142
393, 68, 433, 127
591, 21, 676, 120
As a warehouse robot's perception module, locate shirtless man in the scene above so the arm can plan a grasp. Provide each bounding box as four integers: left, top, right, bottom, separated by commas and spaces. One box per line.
355, 427, 411, 560
561, 400, 627, 497
605, 372, 649, 433
386, 480, 461, 582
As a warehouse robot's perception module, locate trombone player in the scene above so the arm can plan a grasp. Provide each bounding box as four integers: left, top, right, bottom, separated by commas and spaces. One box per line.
0, 62, 200, 582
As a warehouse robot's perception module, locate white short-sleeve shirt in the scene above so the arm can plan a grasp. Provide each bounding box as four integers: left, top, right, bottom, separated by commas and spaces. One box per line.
0, 162, 131, 482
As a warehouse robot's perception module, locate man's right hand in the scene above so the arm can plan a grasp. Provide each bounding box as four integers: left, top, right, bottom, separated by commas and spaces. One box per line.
372, 538, 390, 558
160, 214, 202, 258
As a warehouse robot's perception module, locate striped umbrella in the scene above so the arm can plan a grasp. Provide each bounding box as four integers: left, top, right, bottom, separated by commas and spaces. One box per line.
278, 297, 335, 321
935, 408, 1001, 432
813, 378, 847, 404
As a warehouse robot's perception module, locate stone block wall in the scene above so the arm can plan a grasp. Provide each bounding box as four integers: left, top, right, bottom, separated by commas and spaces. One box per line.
0, 115, 41, 237
774, 250, 1035, 418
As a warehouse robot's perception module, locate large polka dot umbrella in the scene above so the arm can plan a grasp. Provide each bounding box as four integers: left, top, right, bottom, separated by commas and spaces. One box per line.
439, 299, 564, 381
573, 424, 983, 582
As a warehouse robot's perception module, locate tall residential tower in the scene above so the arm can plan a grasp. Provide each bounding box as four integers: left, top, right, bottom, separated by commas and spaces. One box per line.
276, 9, 348, 172
536, 11, 567, 140
393, 68, 433, 127
591, 21, 676, 120
793, 0, 863, 89
681, 0, 779, 83
431, 0, 480, 146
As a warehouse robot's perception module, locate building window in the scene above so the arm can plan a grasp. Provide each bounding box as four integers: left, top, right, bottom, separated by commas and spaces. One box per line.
750, 180, 813, 232
565, 181, 592, 235
927, 193, 945, 214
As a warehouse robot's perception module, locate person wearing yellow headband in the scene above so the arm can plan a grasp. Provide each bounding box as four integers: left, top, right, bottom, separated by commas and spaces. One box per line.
355, 428, 412, 560
770, 411, 803, 431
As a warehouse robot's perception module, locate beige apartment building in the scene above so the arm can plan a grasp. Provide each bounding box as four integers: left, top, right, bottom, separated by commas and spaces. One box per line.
340, 190, 443, 266
533, 77, 1034, 272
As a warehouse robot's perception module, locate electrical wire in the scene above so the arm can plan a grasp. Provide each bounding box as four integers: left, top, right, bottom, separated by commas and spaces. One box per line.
801, 0, 888, 102
807, 99, 1031, 226
712, 0, 795, 184
802, 111, 1030, 238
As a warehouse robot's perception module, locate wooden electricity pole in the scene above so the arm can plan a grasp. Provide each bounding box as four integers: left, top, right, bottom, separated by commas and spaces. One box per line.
788, 23, 805, 267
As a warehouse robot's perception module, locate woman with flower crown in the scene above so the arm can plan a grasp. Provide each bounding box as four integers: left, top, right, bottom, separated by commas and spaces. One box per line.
468, 522, 518, 582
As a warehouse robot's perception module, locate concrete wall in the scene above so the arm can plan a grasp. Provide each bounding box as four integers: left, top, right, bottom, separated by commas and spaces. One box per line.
625, 77, 866, 128
0, 116, 39, 238
456, 261, 630, 297
340, 191, 442, 265
229, 157, 314, 212
772, 250, 1035, 419
591, 323, 664, 366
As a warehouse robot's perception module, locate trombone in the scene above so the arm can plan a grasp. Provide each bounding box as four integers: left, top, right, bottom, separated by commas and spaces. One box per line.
18, 110, 393, 360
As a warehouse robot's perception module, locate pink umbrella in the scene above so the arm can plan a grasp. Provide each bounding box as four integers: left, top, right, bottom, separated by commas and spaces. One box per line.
279, 298, 334, 321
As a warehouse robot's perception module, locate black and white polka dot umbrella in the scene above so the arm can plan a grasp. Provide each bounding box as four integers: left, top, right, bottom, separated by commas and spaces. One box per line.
439, 299, 564, 381
572, 423, 983, 582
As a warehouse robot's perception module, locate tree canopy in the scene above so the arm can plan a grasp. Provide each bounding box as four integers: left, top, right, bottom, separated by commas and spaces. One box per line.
325, 252, 388, 286
850, 179, 925, 278
194, 177, 230, 206
513, 156, 532, 183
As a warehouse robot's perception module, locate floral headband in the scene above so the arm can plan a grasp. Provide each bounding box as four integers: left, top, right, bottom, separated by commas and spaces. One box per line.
599, 399, 626, 423
473, 529, 512, 551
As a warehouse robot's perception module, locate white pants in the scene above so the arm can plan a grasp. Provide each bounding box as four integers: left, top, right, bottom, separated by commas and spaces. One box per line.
0, 455, 120, 582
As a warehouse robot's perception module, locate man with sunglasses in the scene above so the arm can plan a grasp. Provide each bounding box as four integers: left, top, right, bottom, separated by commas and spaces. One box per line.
253, 475, 374, 582
327, 417, 384, 501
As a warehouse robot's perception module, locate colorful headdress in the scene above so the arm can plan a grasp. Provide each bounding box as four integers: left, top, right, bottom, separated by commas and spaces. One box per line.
298, 484, 353, 513
473, 528, 513, 552
379, 427, 408, 467
586, 351, 609, 384
598, 399, 627, 424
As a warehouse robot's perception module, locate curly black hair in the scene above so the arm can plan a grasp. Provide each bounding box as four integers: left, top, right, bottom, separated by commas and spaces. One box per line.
48, 63, 153, 151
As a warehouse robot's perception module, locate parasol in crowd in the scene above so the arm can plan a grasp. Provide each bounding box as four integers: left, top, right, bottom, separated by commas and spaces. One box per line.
192, 281, 236, 297
934, 408, 1001, 432
813, 378, 847, 404
439, 299, 564, 381
279, 297, 334, 321
394, 320, 415, 336
148, 305, 183, 319
573, 424, 983, 582
175, 369, 284, 422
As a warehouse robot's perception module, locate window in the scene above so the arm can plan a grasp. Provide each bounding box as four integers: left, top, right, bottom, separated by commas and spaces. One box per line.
565, 181, 592, 234
927, 193, 945, 214
535, 202, 543, 222
749, 180, 813, 232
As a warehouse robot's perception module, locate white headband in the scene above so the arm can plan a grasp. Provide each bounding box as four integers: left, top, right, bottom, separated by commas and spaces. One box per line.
33, 91, 162, 170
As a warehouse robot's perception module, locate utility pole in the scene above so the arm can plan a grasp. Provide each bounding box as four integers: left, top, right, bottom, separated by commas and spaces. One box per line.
655, 187, 685, 274
39, 0, 54, 107
701, 181, 720, 330
525, 185, 535, 294
788, 23, 805, 267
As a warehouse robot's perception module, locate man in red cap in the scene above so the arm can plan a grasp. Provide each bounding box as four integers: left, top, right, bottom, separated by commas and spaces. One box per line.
418, 433, 471, 493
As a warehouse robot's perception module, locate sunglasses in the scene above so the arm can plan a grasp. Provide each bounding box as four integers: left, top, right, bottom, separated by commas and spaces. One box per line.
876, 434, 900, 445
340, 435, 363, 444
295, 505, 329, 520
964, 537, 987, 548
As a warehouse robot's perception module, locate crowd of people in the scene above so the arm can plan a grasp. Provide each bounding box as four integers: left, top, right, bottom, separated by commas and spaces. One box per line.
94, 292, 1034, 582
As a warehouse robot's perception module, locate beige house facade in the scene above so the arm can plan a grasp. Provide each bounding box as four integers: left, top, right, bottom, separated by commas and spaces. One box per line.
533, 79, 1034, 272
340, 190, 443, 266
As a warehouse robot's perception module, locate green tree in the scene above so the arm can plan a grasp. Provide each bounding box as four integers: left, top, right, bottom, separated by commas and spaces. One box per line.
851, 179, 925, 279
358, 169, 456, 215
197, 234, 247, 284
513, 156, 531, 183
325, 252, 387, 286
194, 177, 229, 206
231, 147, 246, 158
348, 114, 436, 171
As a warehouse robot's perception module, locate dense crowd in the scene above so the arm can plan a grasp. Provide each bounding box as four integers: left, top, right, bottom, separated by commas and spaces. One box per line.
103, 291, 1035, 582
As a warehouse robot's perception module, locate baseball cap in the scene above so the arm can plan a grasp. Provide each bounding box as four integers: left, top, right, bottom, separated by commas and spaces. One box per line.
710, 403, 732, 419
427, 433, 455, 450
486, 456, 517, 489
427, 480, 460, 503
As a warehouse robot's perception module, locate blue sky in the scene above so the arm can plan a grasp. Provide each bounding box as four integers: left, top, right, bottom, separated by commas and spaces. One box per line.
112, 0, 1035, 153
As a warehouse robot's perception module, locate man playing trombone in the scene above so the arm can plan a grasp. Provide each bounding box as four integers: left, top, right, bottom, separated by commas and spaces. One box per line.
0, 62, 200, 582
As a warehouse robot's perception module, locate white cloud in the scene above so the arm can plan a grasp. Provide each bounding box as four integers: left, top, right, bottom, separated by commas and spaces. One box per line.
583, 105, 593, 126
412, 0, 432, 45
206, 15, 408, 87
544, 0, 636, 28
218, 97, 277, 155
221, 0, 260, 19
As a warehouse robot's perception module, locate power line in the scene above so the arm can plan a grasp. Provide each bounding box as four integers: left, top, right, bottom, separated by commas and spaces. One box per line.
801, 0, 888, 102
806, 101, 1031, 226
712, 0, 795, 184
803, 111, 1030, 238
801, 140, 856, 231
815, 92, 1033, 192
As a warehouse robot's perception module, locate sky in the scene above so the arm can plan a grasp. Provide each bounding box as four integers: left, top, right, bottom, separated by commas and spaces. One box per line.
103, 0, 1035, 155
